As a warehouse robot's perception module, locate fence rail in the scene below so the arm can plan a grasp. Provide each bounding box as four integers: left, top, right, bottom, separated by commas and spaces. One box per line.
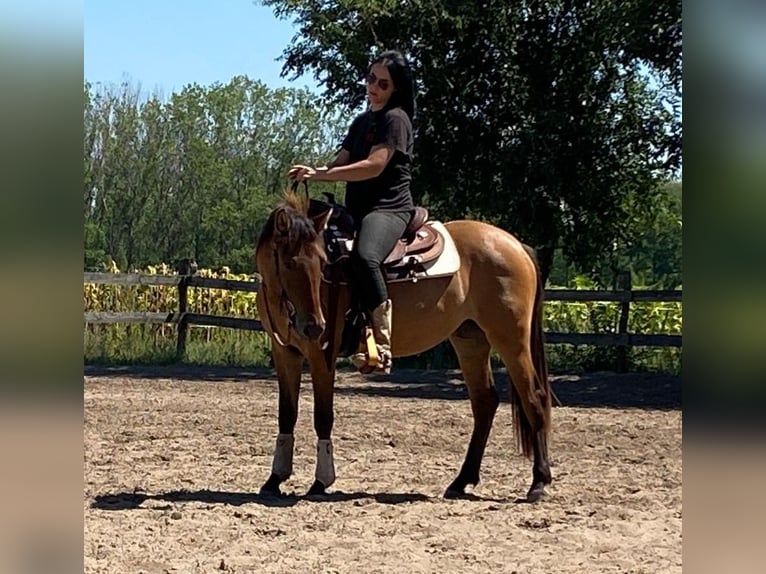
84, 271, 682, 368
541, 288, 681, 303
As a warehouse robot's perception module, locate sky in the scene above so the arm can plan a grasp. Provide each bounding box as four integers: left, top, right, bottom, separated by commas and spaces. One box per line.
84, 0, 320, 96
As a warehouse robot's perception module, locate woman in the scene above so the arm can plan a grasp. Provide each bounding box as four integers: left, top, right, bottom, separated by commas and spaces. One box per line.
288, 49, 416, 374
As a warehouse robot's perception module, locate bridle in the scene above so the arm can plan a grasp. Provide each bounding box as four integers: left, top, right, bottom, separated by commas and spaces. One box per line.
260, 246, 294, 348
261, 179, 330, 352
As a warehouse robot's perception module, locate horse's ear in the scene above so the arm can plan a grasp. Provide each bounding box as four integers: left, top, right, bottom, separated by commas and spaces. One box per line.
311, 208, 332, 234
275, 209, 292, 234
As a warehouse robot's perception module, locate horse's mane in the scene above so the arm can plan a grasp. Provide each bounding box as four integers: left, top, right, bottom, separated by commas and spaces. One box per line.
281, 188, 310, 214
256, 189, 316, 254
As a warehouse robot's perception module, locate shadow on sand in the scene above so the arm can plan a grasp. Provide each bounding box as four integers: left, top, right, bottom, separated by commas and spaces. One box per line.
91, 488, 444, 511
85, 365, 680, 410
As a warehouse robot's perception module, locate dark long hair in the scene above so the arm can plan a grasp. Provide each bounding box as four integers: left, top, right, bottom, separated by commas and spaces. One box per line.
369, 50, 416, 122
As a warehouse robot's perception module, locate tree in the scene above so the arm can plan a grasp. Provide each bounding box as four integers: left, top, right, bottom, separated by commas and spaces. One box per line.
615, 180, 682, 289
83, 78, 346, 272
259, 0, 682, 282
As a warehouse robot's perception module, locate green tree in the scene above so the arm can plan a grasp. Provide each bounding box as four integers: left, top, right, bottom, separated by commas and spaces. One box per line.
615, 180, 682, 289
549, 179, 682, 289
260, 0, 682, 281
83, 78, 346, 272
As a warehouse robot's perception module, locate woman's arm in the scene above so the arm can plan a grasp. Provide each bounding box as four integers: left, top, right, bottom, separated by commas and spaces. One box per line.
326, 148, 350, 169
319, 145, 394, 182
290, 144, 394, 183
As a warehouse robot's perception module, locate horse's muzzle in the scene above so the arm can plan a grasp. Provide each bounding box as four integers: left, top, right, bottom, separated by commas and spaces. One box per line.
301, 316, 325, 341
290, 312, 324, 341
285, 299, 324, 341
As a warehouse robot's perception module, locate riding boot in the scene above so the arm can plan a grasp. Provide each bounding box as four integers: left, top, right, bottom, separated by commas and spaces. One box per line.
371, 299, 393, 374
351, 299, 393, 374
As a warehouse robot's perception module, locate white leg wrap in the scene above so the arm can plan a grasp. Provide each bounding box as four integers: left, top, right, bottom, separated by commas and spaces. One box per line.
315, 439, 336, 488
271, 433, 294, 480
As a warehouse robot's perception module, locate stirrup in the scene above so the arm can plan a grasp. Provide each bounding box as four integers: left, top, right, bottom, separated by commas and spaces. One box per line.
350, 328, 391, 375
351, 328, 378, 373
365, 327, 379, 368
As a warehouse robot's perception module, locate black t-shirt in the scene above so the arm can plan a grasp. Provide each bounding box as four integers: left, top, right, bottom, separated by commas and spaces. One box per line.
340, 107, 415, 222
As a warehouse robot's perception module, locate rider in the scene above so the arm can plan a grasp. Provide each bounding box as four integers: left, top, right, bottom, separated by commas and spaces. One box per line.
288, 49, 416, 374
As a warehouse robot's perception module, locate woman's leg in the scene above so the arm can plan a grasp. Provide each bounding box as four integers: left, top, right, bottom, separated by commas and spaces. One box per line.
352, 210, 410, 309
350, 210, 411, 372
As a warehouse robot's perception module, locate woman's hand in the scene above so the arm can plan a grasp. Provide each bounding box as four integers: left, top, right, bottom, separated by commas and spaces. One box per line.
288, 165, 328, 181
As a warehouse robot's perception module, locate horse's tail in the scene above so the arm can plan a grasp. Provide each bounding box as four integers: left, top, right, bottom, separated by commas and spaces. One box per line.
511, 245, 553, 459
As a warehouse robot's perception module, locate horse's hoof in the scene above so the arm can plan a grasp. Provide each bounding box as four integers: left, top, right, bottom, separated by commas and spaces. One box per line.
526, 482, 546, 503
259, 473, 283, 497
307, 480, 327, 496
444, 482, 466, 499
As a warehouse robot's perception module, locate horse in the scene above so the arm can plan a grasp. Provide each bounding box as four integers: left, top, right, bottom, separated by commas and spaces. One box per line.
254, 190, 553, 502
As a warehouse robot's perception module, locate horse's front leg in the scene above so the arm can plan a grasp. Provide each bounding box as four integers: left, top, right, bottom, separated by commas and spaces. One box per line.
260, 343, 304, 497
306, 350, 336, 495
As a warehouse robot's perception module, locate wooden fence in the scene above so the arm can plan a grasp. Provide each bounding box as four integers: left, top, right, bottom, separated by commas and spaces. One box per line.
84, 269, 681, 369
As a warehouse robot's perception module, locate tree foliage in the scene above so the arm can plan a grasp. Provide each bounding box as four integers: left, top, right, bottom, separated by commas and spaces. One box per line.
83, 78, 345, 272
549, 180, 682, 289
261, 0, 682, 282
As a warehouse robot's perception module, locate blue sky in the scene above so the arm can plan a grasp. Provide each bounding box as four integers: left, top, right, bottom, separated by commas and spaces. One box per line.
84, 0, 319, 96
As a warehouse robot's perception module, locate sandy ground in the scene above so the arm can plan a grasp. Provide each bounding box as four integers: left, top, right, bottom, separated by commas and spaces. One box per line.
84, 366, 682, 573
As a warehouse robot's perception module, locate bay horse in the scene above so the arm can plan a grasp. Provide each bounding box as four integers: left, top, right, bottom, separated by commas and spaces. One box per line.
255, 190, 553, 501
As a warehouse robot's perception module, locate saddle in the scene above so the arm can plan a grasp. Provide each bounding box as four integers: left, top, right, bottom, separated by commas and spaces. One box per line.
309, 196, 444, 282
306, 193, 459, 361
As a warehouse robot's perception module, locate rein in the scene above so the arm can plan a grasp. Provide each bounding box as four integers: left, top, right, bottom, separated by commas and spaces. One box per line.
262, 183, 302, 348
290, 179, 309, 199
261, 248, 291, 348
263, 179, 338, 369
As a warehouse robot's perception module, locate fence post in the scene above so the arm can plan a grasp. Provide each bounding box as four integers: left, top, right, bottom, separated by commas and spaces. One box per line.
175, 258, 195, 360
616, 271, 631, 373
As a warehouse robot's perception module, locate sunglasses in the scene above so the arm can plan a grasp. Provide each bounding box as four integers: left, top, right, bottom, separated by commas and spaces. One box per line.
366, 72, 391, 91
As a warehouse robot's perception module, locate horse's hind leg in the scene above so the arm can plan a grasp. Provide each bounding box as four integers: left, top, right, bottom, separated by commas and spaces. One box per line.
260, 344, 303, 496
444, 320, 500, 498
489, 335, 552, 502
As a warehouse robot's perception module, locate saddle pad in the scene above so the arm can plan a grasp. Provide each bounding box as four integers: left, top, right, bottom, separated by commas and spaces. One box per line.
385, 221, 460, 283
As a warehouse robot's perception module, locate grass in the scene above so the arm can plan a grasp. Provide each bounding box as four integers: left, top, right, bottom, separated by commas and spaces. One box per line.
84, 324, 273, 367
84, 324, 680, 373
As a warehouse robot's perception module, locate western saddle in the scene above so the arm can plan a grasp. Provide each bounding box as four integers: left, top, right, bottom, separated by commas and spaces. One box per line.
308, 196, 444, 281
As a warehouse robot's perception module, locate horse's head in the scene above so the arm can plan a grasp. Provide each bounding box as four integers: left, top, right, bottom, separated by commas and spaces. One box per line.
256, 192, 332, 342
